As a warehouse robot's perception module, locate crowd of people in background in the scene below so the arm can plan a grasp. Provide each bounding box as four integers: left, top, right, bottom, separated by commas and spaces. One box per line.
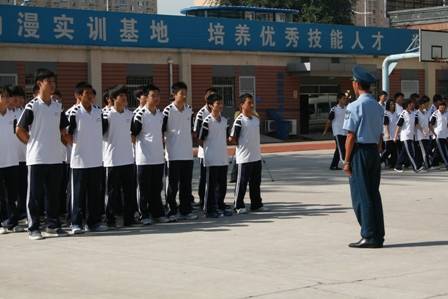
325, 90, 448, 173
0, 68, 269, 240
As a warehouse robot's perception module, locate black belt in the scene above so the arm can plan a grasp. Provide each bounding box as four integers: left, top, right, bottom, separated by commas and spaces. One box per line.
355, 143, 377, 147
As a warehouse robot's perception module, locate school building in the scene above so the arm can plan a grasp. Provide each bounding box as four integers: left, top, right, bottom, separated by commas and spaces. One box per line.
1, 4, 447, 135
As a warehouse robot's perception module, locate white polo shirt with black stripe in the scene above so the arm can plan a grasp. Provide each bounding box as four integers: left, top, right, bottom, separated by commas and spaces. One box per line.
17, 97, 69, 166
430, 110, 448, 139
415, 109, 431, 141
162, 103, 194, 161
198, 114, 229, 167
68, 104, 105, 169
383, 111, 398, 142
132, 107, 165, 166
328, 105, 347, 136
103, 107, 134, 167
396, 110, 415, 141
194, 105, 211, 159
0, 109, 19, 168
230, 114, 261, 164
12, 108, 26, 163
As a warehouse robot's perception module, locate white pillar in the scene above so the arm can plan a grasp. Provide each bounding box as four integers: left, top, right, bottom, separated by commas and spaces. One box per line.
179, 52, 192, 105
88, 49, 103, 106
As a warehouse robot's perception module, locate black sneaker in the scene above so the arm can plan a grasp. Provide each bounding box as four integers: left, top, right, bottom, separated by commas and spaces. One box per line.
43, 228, 68, 238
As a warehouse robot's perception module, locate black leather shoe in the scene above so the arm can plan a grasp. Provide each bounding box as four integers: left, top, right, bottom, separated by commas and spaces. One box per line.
349, 238, 383, 248
330, 166, 342, 170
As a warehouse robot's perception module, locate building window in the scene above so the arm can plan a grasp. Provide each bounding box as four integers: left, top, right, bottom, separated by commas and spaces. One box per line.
126, 75, 153, 108
212, 77, 235, 108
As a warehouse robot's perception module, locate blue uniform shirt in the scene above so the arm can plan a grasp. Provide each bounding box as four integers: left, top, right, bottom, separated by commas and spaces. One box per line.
343, 93, 383, 144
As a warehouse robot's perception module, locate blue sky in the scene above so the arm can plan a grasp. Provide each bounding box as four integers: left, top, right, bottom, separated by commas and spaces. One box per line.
158, 0, 195, 16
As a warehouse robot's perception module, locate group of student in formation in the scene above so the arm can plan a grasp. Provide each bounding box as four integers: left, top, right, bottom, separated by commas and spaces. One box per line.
324, 90, 448, 173
0, 68, 269, 240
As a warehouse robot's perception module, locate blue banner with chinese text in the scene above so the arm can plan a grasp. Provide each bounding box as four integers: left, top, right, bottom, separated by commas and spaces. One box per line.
0, 4, 418, 56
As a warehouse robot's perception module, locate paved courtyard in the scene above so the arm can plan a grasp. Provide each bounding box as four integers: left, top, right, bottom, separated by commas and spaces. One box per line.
1, 149, 447, 299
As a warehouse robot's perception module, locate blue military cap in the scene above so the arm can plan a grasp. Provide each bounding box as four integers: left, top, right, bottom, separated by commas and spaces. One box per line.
352, 65, 376, 84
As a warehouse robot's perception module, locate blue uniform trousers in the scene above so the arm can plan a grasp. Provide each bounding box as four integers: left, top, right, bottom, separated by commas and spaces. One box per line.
349, 144, 385, 242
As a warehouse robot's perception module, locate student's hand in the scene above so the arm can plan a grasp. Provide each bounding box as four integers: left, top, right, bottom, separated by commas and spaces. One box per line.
343, 162, 352, 176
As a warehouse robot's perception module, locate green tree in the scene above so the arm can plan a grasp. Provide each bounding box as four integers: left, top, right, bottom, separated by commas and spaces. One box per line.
210, 0, 354, 25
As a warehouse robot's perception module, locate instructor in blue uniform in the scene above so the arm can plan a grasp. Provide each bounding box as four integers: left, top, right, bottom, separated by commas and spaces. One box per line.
343, 65, 385, 249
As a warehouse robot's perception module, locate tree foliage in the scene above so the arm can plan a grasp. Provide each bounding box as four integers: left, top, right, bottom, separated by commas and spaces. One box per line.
209, 0, 354, 24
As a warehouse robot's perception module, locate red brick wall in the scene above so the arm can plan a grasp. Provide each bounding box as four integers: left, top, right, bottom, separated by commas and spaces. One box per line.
255, 66, 299, 132
56, 62, 88, 108
191, 65, 212, 110
102, 63, 127, 98
418, 69, 425, 96
389, 69, 401, 96
153, 64, 179, 106
16, 62, 26, 87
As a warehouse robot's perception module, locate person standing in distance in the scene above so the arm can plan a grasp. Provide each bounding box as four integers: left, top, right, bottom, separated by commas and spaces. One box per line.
342, 65, 385, 249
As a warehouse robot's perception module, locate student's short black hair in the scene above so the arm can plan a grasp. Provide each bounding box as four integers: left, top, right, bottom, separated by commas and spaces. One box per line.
34, 68, 56, 84
11, 85, 26, 98
433, 94, 443, 103
410, 93, 420, 101
385, 99, 395, 112
417, 95, 430, 106
379, 90, 388, 97
32, 84, 39, 95
0, 85, 11, 98
206, 93, 222, 106
102, 89, 110, 105
109, 84, 128, 100
239, 93, 253, 105
171, 82, 188, 95
92, 89, 97, 96
205, 87, 218, 95
394, 92, 404, 99
134, 86, 145, 99
52, 89, 62, 98
402, 98, 413, 109
336, 93, 346, 100
437, 100, 447, 108
74, 81, 93, 95
147, 84, 160, 94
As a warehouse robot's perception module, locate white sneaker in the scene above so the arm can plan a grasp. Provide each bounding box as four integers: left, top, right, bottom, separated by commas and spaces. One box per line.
154, 216, 170, 223
252, 206, 270, 212
0, 227, 9, 235
142, 218, 152, 226
70, 225, 84, 235
394, 168, 404, 173
178, 213, 198, 221
236, 208, 248, 215
28, 230, 44, 240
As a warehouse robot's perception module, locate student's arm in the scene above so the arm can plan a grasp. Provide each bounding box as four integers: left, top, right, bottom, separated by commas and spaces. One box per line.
197, 119, 209, 146
131, 115, 142, 137
383, 115, 390, 140
429, 115, 437, 136
323, 109, 335, 135
343, 131, 356, 176
162, 108, 169, 134
102, 113, 109, 135
16, 107, 34, 144
60, 111, 71, 146
228, 118, 242, 145
415, 114, 423, 131
394, 116, 404, 142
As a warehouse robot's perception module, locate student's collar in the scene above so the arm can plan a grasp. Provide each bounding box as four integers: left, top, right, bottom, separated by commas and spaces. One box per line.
37, 95, 52, 106
146, 106, 158, 115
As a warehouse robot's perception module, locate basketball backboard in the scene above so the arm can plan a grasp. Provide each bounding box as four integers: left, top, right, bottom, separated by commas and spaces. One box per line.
420, 29, 448, 62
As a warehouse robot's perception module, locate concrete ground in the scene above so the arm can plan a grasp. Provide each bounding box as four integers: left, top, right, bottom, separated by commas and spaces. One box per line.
1, 149, 448, 299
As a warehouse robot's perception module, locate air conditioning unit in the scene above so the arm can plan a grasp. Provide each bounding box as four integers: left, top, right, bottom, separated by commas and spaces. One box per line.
265, 119, 297, 136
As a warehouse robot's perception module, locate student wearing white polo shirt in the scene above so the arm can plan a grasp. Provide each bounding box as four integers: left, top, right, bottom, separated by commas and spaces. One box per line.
193, 87, 216, 209
415, 96, 432, 170
198, 93, 233, 218
16, 69, 70, 240
162, 82, 197, 221
380, 99, 399, 169
229, 94, 268, 214
394, 98, 421, 173
103, 85, 138, 227
131, 85, 170, 225
67, 82, 109, 234
0, 86, 20, 234
430, 100, 448, 169
323, 93, 348, 170
9, 85, 28, 221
